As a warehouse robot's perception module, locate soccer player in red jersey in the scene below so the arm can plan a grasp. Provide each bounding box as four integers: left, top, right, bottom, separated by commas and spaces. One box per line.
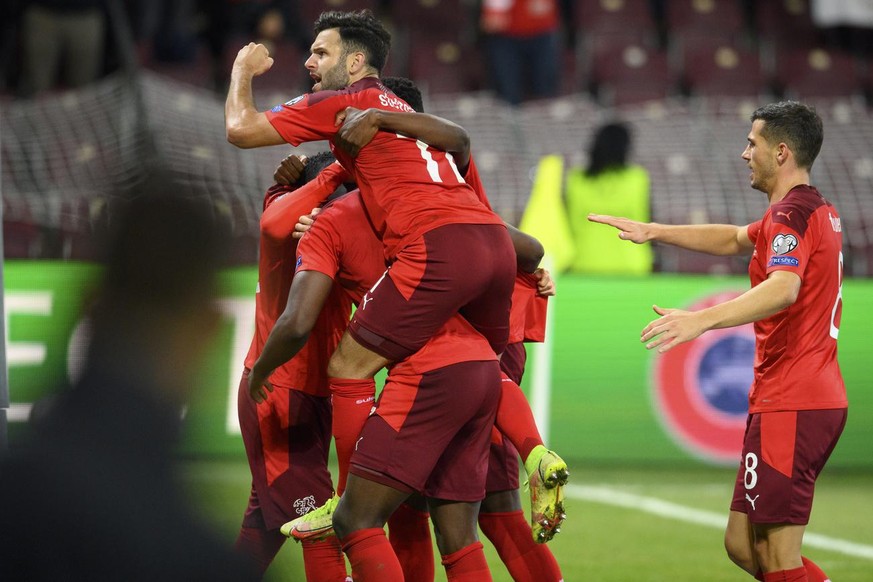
249, 83, 561, 579
235, 153, 352, 579
590, 101, 846, 582
225, 11, 518, 413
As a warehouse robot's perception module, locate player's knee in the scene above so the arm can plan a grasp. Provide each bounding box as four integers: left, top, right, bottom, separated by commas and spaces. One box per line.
332, 502, 354, 541
724, 532, 757, 574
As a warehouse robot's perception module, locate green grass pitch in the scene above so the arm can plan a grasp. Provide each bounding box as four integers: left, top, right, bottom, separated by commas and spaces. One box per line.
181, 459, 873, 581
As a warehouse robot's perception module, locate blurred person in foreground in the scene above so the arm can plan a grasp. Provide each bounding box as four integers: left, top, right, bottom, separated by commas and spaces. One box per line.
566, 121, 652, 275
0, 190, 257, 581
590, 101, 845, 582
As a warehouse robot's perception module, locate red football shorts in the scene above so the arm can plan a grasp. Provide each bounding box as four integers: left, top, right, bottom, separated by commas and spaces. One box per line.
730, 408, 847, 524
349, 360, 501, 502
348, 223, 516, 361
237, 369, 335, 530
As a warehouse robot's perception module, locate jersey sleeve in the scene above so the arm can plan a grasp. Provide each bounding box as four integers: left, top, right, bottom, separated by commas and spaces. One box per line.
462, 155, 493, 211
746, 219, 763, 244
265, 91, 350, 145
296, 210, 343, 279
260, 162, 349, 243
763, 211, 808, 278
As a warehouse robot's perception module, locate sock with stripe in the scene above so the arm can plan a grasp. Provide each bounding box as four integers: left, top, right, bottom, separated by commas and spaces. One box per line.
302, 536, 350, 582
387, 502, 434, 582
341, 528, 404, 582
329, 377, 376, 495
478, 510, 563, 582
441, 541, 492, 581
763, 567, 808, 582
494, 374, 543, 462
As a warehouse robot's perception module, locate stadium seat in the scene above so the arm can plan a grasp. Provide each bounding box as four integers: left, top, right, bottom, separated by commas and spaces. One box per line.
574, 0, 656, 36
680, 37, 766, 97
391, 0, 473, 31
774, 47, 863, 98
754, 0, 822, 50
408, 34, 482, 95
665, 0, 747, 41
588, 36, 675, 105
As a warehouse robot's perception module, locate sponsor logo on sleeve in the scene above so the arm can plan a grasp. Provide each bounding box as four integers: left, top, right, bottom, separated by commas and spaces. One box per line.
295, 255, 303, 271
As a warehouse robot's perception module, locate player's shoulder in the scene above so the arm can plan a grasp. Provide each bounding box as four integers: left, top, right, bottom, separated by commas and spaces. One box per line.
771, 185, 830, 232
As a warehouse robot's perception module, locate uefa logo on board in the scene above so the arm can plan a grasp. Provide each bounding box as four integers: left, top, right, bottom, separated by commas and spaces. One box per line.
651, 291, 754, 464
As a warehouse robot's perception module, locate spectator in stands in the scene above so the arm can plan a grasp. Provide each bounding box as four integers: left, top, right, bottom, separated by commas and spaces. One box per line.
565, 122, 653, 275
199, 0, 310, 92
18, 0, 107, 97
480, 0, 560, 105
811, 0, 873, 57
0, 190, 258, 581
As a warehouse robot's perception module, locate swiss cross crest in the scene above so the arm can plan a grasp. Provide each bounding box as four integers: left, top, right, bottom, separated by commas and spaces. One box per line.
293, 495, 318, 516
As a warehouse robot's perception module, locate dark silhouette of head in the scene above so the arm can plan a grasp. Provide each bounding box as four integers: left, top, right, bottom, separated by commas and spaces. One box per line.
586, 122, 631, 177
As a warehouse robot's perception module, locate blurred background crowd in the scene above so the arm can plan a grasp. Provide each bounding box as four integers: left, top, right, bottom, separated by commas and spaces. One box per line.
2, 0, 873, 275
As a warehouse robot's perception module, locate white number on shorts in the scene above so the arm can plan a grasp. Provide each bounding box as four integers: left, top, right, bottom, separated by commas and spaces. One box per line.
397, 134, 464, 184
744, 452, 758, 490
830, 251, 844, 340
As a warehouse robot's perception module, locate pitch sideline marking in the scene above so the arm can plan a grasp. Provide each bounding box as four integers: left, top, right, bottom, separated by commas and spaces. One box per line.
568, 484, 873, 561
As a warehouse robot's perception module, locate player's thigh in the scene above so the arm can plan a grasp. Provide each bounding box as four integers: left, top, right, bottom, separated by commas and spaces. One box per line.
427, 498, 482, 556
327, 329, 392, 379
349, 224, 516, 360
751, 522, 805, 572
724, 509, 757, 574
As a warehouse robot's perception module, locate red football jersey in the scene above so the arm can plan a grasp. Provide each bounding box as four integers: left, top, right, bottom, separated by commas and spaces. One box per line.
265, 78, 503, 259
244, 163, 352, 396
295, 190, 496, 375
745, 185, 846, 412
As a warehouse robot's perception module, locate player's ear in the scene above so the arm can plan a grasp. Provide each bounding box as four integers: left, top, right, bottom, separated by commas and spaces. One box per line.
348, 51, 366, 74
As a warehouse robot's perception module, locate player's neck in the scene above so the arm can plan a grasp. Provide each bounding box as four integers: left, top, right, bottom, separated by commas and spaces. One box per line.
768, 170, 810, 205
349, 71, 379, 86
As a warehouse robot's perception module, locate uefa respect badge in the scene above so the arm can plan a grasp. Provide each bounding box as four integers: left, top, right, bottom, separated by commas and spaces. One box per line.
651, 291, 753, 464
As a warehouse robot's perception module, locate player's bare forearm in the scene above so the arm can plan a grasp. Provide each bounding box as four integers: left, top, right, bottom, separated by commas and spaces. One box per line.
376, 111, 471, 168
506, 223, 544, 273
225, 44, 284, 148
642, 271, 799, 353
588, 214, 752, 256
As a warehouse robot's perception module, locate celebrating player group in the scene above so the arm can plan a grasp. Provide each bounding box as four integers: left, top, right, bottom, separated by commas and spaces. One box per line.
226, 9, 846, 582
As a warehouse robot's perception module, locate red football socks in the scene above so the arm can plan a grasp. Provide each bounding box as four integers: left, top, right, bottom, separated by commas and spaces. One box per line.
801, 556, 830, 582
478, 510, 563, 582
234, 525, 284, 576
441, 541, 493, 581
756, 556, 829, 582
763, 567, 809, 582
302, 536, 349, 582
329, 377, 376, 495
494, 374, 543, 462
341, 528, 404, 582
387, 502, 434, 582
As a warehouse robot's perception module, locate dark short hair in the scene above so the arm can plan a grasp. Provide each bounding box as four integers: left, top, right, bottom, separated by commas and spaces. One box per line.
314, 10, 391, 74
381, 77, 424, 113
751, 101, 823, 170
302, 151, 338, 184
586, 122, 631, 177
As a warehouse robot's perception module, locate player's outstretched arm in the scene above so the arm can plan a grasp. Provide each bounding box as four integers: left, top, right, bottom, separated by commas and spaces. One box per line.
225, 43, 286, 148
335, 107, 471, 168
642, 270, 800, 353
248, 270, 335, 402
587, 213, 754, 257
